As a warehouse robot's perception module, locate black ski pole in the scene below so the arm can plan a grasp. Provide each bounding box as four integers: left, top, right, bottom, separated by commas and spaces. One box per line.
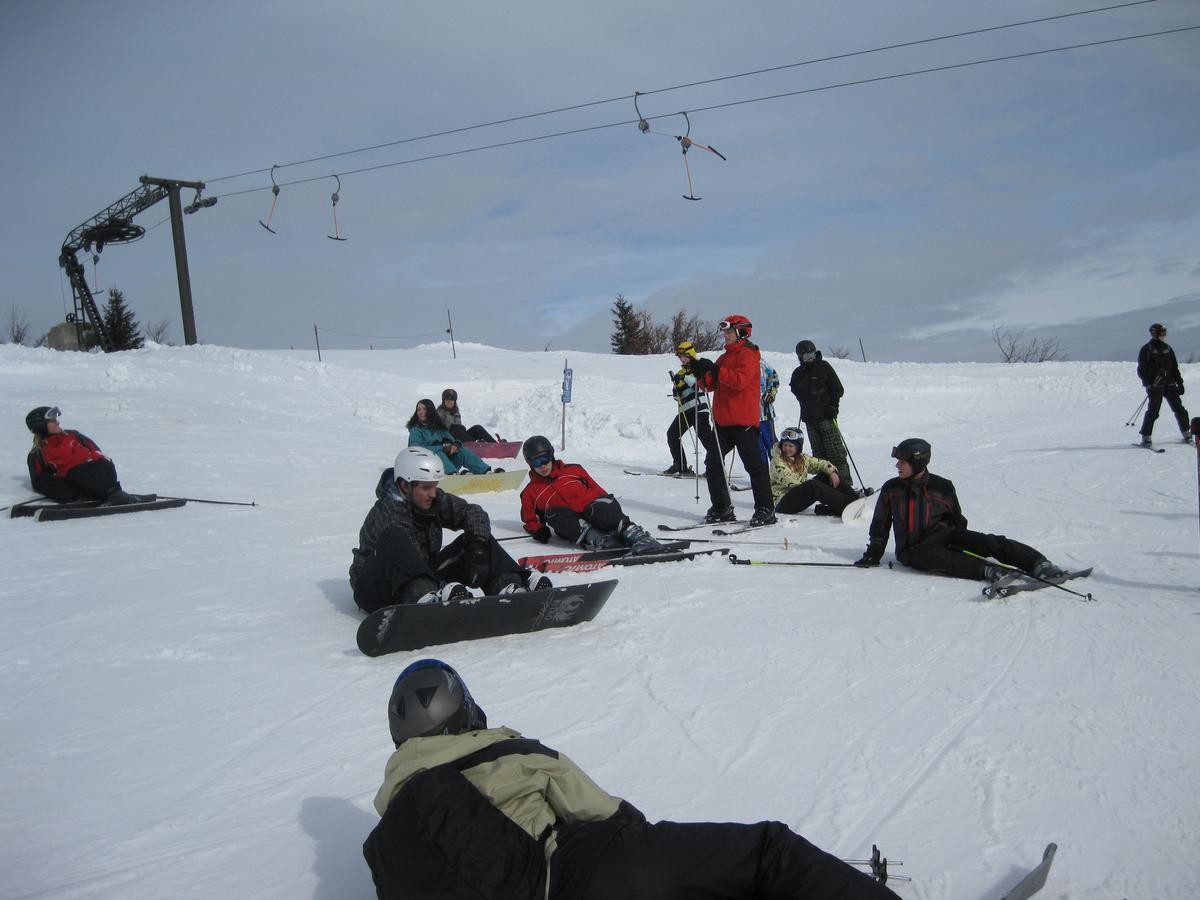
835, 420, 870, 493
1125, 395, 1148, 427
962, 550, 1094, 601
1191, 417, 1200, 575
158, 496, 258, 507
728, 554, 890, 568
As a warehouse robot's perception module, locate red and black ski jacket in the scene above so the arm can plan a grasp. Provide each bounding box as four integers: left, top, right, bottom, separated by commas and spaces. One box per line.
27, 430, 108, 499
695, 338, 762, 427
519, 461, 608, 535
864, 471, 967, 563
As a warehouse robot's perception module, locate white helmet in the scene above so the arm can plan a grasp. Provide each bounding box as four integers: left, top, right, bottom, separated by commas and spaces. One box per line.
394, 447, 445, 484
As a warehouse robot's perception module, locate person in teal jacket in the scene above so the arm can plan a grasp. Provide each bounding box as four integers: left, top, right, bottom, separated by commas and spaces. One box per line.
406, 399, 492, 474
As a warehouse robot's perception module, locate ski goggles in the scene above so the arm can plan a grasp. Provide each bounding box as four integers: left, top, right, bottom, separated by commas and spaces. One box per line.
528, 454, 553, 469
44, 406, 61, 421
718, 320, 736, 331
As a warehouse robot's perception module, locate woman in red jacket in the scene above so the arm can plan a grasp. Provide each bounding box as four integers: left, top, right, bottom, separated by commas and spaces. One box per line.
25, 406, 150, 505
518, 435, 664, 554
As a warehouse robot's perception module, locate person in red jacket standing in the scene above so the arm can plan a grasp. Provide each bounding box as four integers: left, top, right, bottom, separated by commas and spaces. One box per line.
24, 405, 151, 505
687, 315, 777, 526
519, 435, 665, 554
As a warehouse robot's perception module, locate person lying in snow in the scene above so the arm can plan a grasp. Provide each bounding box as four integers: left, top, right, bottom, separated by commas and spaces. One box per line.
853, 438, 1068, 584
363, 658, 901, 900
518, 434, 665, 554
349, 447, 547, 613
25, 405, 153, 505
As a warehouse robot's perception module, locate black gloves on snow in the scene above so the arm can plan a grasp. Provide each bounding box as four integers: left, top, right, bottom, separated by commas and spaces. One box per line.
531, 525, 552, 544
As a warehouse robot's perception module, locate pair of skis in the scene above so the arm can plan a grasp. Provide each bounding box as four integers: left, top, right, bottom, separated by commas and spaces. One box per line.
981, 568, 1094, 600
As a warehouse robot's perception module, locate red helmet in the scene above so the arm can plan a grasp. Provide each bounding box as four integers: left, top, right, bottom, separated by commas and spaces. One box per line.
719, 314, 752, 339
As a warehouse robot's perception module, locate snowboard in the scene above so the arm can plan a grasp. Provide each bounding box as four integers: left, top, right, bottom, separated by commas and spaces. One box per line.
356, 579, 618, 656
841, 494, 874, 523
464, 440, 523, 459
524, 547, 728, 574
440, 469, 526, 495
12, 497, 186, 521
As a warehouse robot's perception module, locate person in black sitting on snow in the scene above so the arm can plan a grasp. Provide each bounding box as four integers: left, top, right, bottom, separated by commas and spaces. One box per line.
349, 447, 547, 614
25, 405, 153, 506
436, 388, 500, 443
853, 438, 1067, 585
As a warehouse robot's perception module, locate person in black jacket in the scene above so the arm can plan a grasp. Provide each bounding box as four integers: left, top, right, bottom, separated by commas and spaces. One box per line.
789, 340, 854, 488
1137, 323, 1190, 446
349, 447, 544, 613
364, 658, 901, 900
853, 438, 1066, 583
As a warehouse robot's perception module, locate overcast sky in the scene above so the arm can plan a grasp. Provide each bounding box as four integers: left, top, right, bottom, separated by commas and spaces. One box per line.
3, 0, 1198, 361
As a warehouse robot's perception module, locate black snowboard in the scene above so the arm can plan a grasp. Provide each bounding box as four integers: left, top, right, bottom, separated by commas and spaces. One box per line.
356, 579, 619, 656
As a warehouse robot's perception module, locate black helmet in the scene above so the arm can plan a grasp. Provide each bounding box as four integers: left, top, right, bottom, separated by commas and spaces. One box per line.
25, 406, 59, 436
522, 434, 555, 467
1149, 323, 1167, 338
795, 340, 817, 362
892, 438, 931, 473
778, 427, 805, 452
387, 659, 487, 747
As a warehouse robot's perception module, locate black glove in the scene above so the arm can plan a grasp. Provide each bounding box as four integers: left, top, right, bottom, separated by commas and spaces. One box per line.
1176, 382, 1185, 396
531, 525, 552, 544
853, 553, 880, 568
828, 405, 839, 420
462, 541, 490, 588
690, 357, 717, 377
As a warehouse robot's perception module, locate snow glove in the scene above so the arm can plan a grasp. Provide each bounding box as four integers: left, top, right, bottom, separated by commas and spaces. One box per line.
689, 357, 718, 378
531, 525, 552, 544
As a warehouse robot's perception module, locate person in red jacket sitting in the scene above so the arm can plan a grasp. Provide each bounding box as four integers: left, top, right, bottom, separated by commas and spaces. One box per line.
688, 314, 776, 527
518, 435, 665, 554
25, 406, 151, 505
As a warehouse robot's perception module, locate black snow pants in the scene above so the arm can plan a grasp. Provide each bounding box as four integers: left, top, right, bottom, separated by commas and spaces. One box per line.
666, 407, 715, 471
544, 495, 628, 543
899, 527, 1043, 581
550, 817, 899, 900
352, 526, 523, 612
705, 423, 774, 515
1139, 385, 1190, 438
775, 474, 852, 515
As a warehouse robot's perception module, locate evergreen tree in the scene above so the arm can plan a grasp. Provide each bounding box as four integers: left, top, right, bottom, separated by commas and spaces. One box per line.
610, 294, 642, 354
102, 287, 144, 351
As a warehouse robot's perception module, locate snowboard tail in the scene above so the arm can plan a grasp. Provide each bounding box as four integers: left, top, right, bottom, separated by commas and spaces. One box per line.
356, 579, 618, 656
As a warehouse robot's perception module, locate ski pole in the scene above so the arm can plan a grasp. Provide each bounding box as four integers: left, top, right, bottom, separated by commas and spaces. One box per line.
1124, 395, 1148, 427
685, 536, 793, 548
961, 550, 1094, 601
158, 496, 258, 507
844, 845, 910, 885
835, 420, 869, 492
728, 554, 889, 568
1191, 417, 1200, 570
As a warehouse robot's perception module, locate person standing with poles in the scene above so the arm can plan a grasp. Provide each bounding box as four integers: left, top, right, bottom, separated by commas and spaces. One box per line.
1137, 323, 1191, 446
688, 315, 776, 526
789, 340, 855, 490
662, 340, 715, 476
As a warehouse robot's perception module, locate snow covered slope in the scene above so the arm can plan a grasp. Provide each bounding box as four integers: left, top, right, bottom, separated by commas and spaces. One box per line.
2, 342, 1198, 898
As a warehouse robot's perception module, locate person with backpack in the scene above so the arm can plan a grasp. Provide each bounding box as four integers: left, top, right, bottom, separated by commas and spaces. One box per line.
1137, 323, 1191, 446
770, 427, 854, 516
519, 435, 665, 554
662, 340, 715, 476
349, 447, 546, 613
24, 405, 152, 505
688, 315, 777, 527
852, 438, 1067, 584
363, 658, 901, 900
789, 340, 853, 489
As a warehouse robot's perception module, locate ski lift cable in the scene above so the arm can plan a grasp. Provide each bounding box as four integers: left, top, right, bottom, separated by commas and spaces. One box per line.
202, 0, 1168, 185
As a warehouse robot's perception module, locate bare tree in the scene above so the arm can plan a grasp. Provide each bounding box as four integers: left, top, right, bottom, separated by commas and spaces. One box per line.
827, 346, 852, 359
145, 319, 173, 344
991, 327, 1068, 363
6, 304, 31, 344
668, 309, 723, 352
